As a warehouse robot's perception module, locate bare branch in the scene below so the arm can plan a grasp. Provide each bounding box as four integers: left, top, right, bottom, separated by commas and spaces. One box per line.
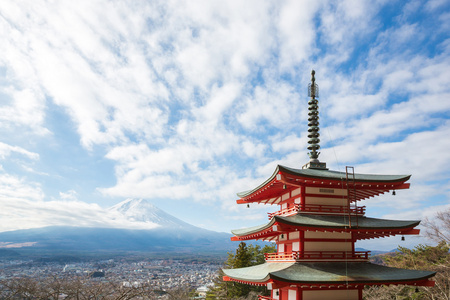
423, 208, 450, 245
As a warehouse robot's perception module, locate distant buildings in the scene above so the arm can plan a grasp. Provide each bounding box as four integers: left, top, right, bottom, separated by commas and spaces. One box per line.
1, 258, 219, 299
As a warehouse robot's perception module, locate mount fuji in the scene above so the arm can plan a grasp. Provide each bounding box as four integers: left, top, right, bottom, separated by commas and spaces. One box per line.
108, 199, 199, 230
0, 199, 235, 254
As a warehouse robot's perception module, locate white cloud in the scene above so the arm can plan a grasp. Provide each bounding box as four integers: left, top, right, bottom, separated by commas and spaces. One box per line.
237, 81, 302, 130
0, 142, 39, 160
0, 173, 43, 203
276, 0, 321, 70
59, 190, 79, 202
0, 197, 160, 232
271, 134, 305, 154
425, 0, 449, 11
0, 0, 449, 248
0, 182, 159, 232
241, 140, 267, 158
383, 203, 450, 222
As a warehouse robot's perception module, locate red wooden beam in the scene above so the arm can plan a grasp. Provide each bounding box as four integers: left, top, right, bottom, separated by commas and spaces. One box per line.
224, 277, 435, 288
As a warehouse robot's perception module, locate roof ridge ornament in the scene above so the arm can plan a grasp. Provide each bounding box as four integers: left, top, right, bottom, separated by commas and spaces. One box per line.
303, 70, 327, 170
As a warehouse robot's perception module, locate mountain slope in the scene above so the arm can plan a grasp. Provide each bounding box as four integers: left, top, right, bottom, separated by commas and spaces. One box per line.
0, 226, 234, 252
108, 198, 197, 230
0, 199, 235, 254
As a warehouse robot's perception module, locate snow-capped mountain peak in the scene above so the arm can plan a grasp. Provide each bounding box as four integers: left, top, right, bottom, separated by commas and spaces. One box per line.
108, 199, 194, 229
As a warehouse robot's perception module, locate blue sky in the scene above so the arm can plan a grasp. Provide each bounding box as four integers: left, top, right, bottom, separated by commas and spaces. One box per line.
0, 0, 449, 250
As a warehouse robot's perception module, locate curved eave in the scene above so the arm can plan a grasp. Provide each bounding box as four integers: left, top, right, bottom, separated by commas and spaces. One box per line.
231, 214, 420, 241
277, 214, 420, 230
237, 165, 411, 204
223, 262, 294, 283
279, 165, 411, 183
237, 166, 281, 198
231, 218, 276, 236
223, 262, 435, 286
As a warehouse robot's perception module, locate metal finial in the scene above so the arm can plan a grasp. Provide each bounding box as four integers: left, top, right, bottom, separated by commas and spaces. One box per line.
307, 70, 320, 161
308, 70, 318, 99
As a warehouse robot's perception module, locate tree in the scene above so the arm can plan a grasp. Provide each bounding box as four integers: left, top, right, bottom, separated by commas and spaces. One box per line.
365, 242, 449, 299
206, 242, 276, 300
423, 208, 450, 246
364, 208, 450, 299
383, 243, 449, 269
0, 275, 159, 299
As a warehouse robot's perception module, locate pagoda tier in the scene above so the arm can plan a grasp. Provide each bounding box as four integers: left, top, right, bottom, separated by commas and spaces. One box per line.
223, 262, 435, 296
223, 262, 435, 287
231, 214, 420, 241
237, 165, 410, 205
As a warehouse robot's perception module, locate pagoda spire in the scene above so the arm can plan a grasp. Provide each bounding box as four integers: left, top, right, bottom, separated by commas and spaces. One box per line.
303, 70, 327, 169
307, 70, 320, 160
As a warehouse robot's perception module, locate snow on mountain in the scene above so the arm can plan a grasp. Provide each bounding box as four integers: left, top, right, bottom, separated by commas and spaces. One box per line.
108, 199, 196, 230
0, 199, 235, 253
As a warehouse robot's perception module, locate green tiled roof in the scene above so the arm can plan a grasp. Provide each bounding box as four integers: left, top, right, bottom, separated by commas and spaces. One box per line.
224, 262, 295, 282
237, 165, 411, 198
280, 165, 411, 182
223, 262, 435, 284
231, 214, 420, 236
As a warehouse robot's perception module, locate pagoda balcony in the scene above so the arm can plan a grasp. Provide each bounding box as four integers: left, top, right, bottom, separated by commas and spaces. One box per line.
264, 251, 370, 262
258, 296, 274, 300
267, 204, 301, 219
268, 204, 365, 220
302, 204, 366, 216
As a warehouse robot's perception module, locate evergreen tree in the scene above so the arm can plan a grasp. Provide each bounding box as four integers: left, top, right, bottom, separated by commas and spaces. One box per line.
206, 242, 276, 300
364, 242, 450, 299
383, 242, 449, 270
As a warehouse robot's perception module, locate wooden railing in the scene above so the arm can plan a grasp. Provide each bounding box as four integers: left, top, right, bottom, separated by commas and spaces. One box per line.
267, 204, 300, 219
302, 204, 365, 215
264, 251, 370, 262
268, 204, 365, 219
258, 296, 274, 300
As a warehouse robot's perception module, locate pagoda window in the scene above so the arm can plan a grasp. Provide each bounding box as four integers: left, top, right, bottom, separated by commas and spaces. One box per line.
292, 241, 300, 251
304, 241, 352, 251
272, 289, 279, 300
305, 196, 347, 206
292, 188, 301, 197
288, 289, 297, 300
304, 231, 351, 239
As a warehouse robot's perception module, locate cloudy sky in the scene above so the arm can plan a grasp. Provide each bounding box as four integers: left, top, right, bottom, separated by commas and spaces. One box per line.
0, 0, 449, 250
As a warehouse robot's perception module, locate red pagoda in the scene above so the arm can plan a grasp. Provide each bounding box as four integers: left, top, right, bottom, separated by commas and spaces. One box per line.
223, 71, 436, 300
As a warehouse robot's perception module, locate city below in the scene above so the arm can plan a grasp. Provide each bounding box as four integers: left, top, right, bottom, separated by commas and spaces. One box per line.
0, 252, 223, 299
